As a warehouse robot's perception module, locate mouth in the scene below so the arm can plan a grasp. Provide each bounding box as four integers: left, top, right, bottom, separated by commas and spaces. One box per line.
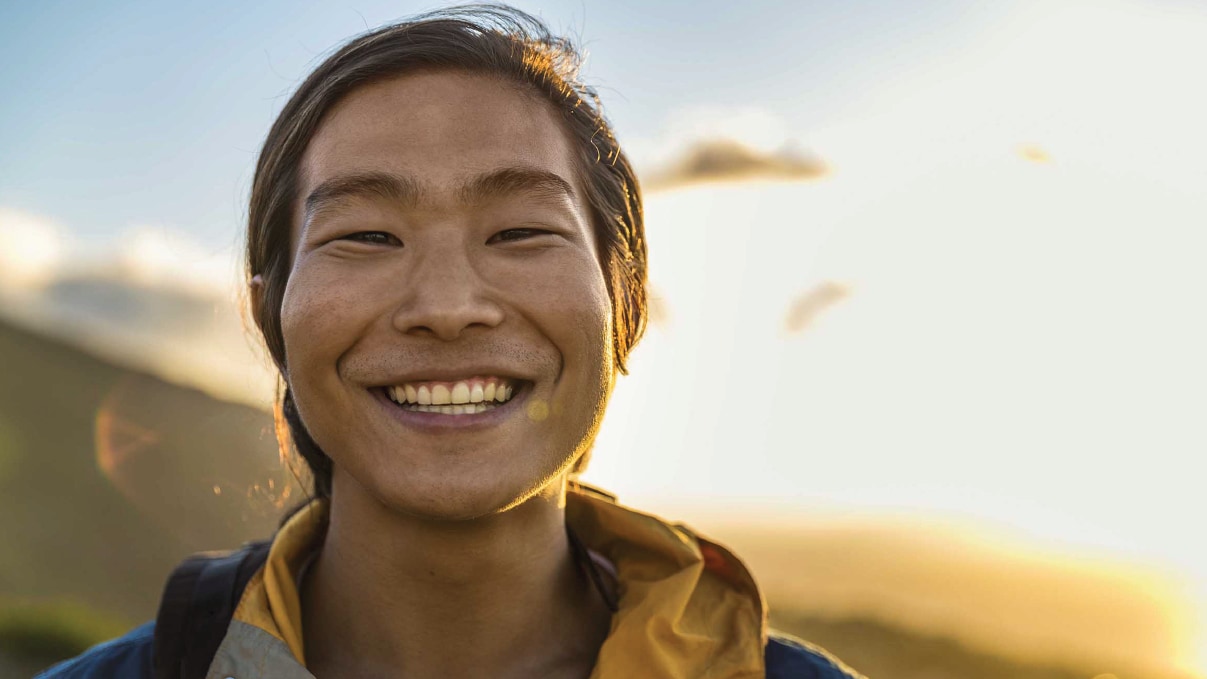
372, 375, 529, 417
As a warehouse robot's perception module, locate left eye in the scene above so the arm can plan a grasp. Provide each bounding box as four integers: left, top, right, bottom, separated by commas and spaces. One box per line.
341, 231, 399, 246
489, 228, 549, 243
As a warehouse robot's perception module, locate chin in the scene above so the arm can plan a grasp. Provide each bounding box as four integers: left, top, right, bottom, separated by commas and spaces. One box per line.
353, 462, 570, 522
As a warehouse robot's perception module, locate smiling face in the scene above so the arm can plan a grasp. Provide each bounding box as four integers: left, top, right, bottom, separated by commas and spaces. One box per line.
280, 71, 614, 520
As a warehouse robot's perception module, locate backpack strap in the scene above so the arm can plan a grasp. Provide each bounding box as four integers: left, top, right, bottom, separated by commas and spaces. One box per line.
152, 540, 272, 679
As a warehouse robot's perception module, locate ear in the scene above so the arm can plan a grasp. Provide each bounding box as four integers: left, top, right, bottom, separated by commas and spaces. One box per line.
249, 274, 265, 325
250, 274, 289, 380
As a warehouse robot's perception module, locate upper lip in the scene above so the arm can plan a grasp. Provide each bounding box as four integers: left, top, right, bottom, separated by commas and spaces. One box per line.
369, 366, 535, 387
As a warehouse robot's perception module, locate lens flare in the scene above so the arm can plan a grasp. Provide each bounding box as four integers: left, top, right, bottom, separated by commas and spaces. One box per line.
93, 375, 301, 543
94, 384, 160, 493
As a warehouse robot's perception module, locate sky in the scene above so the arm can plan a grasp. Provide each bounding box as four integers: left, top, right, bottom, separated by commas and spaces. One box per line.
3, 0, 1207, 672
0, 0, 1014, 254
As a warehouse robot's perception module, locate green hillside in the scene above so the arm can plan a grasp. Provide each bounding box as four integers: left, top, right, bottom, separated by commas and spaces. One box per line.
0, 317, 296, 620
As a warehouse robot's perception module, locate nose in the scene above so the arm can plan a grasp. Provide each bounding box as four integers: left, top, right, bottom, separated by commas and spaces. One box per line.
390, 244, 505, 341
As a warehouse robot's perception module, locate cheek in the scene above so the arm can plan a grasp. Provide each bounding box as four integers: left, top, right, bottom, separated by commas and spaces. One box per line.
538, 255, 611, 342
279, 262, 373, 379
550, 261, 614, 447
522, 254, 613, 394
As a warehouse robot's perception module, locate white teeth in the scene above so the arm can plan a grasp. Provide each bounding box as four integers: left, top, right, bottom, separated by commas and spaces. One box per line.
431, 384, 451, 405
388, 379, 518, 411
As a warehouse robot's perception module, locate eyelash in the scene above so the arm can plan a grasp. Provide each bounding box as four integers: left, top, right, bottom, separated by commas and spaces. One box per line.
489, 228, 551, 243
341, 231, 399, 246
338, 228, 551, 246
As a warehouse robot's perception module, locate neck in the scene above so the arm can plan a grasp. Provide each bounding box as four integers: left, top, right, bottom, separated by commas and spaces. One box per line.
301, 472, 610, 679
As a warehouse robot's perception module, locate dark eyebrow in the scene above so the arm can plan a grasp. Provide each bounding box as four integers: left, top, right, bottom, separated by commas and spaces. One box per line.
303, 166, 576, 224
303, 171, 420, 223
460, 167, 576, 205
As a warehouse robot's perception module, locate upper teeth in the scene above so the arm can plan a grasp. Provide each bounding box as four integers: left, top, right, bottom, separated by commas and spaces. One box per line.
387, 377, 516, 406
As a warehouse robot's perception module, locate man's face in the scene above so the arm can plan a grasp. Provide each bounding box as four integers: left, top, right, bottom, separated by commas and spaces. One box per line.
280, 71, 614, 519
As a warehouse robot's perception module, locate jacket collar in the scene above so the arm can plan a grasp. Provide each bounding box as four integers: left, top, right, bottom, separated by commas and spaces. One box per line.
223, 484, 767, 678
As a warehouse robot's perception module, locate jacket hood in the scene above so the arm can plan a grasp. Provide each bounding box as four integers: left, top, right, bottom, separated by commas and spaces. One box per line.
567, 483, 768, 678
220, 483, 768, 678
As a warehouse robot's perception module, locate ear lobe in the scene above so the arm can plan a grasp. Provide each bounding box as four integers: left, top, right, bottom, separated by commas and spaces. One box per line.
249, 274, 265, 325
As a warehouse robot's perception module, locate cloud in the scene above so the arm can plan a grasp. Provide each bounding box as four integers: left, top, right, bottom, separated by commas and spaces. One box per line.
783, 281, 850, 335
40, 273, 220, 333
117, 225, 240, 298
1, 266, 274, 409
1017, 144, 1051, 163
647, 285, 670, 327
0, 217, 268, 407
627, 106, 829, 192
0, 213, 237, 301
0, 207, 66, 290
643, 139, 829, 191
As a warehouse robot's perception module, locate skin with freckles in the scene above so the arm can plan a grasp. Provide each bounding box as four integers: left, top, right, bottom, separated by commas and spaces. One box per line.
274, 71, 616, 678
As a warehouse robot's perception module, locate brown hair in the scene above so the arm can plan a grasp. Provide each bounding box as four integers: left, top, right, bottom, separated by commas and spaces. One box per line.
247, 4, 647, 499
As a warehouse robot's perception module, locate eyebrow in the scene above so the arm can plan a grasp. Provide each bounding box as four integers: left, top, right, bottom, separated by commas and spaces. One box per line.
302, 167, 576, 223
303, 171, 419, 223
460, 167, 576, 205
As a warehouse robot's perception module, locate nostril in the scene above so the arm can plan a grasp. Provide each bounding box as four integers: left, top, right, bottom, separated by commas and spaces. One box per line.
389, 279, 506, 340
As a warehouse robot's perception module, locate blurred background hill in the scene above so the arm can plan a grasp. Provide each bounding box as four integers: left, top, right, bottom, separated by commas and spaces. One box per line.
0, 311, 294, 674
0, 308, 1191, 678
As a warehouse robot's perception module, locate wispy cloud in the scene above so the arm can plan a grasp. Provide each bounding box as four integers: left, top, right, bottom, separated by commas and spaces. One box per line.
0, 212, 238, 300
116, 225, 241, 298
0, 207, 65, 290
1017, 144, 1051, 164
783, 281, 850, 335
0, 213, 270, 407
629, 106, 829, 192
644, 139, 829, 191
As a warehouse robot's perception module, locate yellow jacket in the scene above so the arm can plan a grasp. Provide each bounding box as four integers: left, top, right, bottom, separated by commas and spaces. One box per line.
39, 485, 862, 678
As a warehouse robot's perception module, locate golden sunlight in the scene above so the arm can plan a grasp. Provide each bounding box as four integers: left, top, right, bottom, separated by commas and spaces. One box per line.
588, 4, 1207, 674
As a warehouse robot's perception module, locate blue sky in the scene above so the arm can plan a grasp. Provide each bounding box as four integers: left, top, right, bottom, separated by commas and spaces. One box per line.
0, 0, 1007, 252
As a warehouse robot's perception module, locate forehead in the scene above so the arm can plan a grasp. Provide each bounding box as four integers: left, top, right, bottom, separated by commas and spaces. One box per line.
299, 71, 581, 205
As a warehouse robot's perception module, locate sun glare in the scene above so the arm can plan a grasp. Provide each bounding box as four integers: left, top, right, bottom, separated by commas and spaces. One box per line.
589, 1, 1207, 674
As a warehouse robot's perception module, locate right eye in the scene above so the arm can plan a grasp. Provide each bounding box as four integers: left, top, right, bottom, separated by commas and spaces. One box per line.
340, 231, 400, 246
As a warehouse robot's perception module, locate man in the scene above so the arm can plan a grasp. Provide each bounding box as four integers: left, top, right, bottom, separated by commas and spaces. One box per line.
40, 6, 862, 678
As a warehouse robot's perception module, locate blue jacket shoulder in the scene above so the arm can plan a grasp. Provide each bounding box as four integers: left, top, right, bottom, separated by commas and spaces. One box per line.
35, 621, 859, 678
765, 631, 864, 678
34, 621, 155, 679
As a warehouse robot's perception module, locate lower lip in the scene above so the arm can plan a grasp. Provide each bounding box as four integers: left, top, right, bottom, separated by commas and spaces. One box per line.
370, 384, 531, 433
